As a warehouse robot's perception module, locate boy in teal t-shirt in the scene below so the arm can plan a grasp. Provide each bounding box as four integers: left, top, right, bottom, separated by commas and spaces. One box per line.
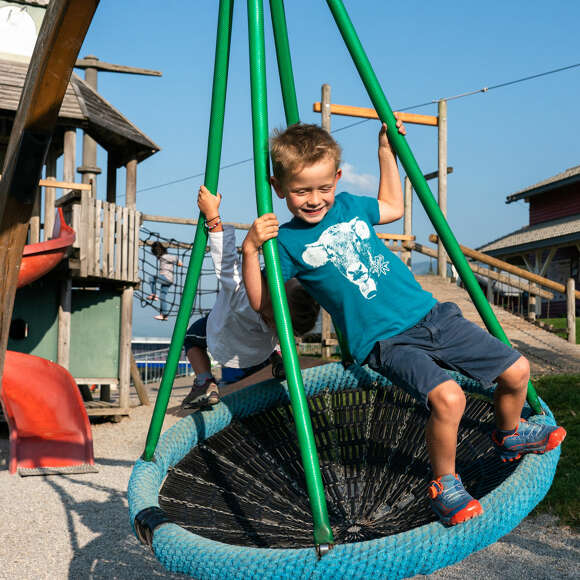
242, 122, 566, 526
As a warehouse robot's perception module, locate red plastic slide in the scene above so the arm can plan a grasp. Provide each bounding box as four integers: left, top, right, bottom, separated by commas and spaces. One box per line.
2, 210, 97, 475
17, 207, 76, 288
2, 351, 97, 475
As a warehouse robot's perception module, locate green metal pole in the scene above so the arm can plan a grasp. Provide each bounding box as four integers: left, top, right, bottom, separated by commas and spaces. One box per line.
142, 0, 234, 461
325, 0, 542, 414
269, 0, 300, 126
248, 0, 334, 548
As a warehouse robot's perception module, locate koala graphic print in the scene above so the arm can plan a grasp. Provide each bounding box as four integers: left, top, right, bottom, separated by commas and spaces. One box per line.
301, 218, 390, 299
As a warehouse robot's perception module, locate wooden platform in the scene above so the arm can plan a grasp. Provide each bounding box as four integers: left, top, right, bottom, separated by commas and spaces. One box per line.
416, 275, 580, 376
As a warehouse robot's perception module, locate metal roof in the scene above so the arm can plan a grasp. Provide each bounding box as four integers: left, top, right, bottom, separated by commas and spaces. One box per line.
0, 57, 160, 165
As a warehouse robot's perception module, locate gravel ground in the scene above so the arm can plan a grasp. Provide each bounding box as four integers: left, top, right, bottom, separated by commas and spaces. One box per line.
1, 379, 578, 579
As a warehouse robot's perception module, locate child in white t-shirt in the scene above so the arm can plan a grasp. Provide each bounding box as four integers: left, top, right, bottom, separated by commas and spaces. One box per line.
181, 186, 319, 409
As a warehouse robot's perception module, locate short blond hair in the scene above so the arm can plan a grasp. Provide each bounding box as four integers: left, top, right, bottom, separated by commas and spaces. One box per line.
270, 123, 342, 184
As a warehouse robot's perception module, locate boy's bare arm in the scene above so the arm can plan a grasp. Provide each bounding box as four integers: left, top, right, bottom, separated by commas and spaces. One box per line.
377, 121, 406, 225
242, 214, 279, 312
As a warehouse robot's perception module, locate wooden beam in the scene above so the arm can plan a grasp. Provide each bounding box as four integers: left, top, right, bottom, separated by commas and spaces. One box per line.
0, 0, 99, 384
0, 174, 92, 191
75, 57, 162, 77
412, 242, 554, 300
313, 102, 438, 126
141, 213, 251, 230
376, 233, 416, 241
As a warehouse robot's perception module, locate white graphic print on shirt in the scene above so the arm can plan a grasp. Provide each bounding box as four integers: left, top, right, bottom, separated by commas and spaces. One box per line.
301, 218, 390, 299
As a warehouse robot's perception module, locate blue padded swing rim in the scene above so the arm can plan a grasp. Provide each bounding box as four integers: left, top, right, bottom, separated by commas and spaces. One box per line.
128, 362, 560, 579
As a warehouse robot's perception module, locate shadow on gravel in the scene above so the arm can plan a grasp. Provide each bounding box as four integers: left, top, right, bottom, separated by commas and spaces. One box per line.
44, 476, 184, 579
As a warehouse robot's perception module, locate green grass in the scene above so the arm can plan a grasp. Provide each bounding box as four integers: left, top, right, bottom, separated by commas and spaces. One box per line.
543, 317, 580, 344
530, 374, 580, 529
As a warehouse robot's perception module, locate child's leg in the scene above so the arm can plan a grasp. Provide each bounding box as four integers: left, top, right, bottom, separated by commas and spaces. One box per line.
147, 274, 158, 300
158, 279, 171, 317
181, 316, 219, 408
187, 345, 213, 381
426, 380, 466, 478
493, 356, 529, 430
492, 355, 566, 461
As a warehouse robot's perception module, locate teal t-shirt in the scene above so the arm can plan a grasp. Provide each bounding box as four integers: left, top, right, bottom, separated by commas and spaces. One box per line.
277, 192, 436, 363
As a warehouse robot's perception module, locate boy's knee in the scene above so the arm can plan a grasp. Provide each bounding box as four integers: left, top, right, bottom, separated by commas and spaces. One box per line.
498, 356, 530, 391
428, 381, 466, 417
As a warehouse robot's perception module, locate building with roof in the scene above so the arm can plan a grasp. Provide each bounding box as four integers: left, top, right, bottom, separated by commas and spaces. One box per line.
2, 0, 162, 420
479, 166, 580, 317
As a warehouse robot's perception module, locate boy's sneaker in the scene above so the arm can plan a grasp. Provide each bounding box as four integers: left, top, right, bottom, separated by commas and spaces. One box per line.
428, 474, 483, 526
270, 350, 286, 380
181, 379, 220, 409
491, 419, 566, 462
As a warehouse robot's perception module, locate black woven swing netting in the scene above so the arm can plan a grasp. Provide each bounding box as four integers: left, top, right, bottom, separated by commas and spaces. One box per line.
136, 227, 223, 319
159, 383, 518, 549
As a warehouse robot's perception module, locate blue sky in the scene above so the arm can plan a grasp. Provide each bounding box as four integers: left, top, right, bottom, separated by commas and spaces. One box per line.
77, 1, 580, 337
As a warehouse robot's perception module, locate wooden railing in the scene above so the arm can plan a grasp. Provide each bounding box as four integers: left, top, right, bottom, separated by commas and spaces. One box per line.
56, 189, 141, 283
423, 235, 577, 343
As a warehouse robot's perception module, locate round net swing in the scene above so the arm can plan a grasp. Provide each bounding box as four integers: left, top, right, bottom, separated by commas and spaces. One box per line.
128, 363, 561, 578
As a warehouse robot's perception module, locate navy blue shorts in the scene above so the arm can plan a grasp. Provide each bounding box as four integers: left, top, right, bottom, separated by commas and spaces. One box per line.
183, 315, 271, 384
366, 302, 522, 408
183, 316, 208, 351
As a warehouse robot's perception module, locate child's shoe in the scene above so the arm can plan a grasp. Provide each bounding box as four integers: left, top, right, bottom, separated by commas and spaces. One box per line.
491, 419, 566, 462
181, 378, 220, 409
270, 350, 286, 380
153, 314, 168, 321
428, 473, 483, 526
146, 294, 159, 301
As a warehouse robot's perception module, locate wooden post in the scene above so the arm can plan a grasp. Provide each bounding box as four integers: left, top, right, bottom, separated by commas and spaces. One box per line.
437, 99, 448, 279
534, 250, 542, 317
486, 267, 494, 303
567, 277, 576, 344
29, 186, 41, 243
125, 156, 137, 208
118, 286, 133, 411
131, 352, 150, 405
117, 156, 138, 410
57, 278, 72, 369
63, 128, 76, 183
77, 56, 101, 195
106, 153, 117, 203
402, 176, 412, 269
44, 150, 58, 240
528, 284, 537, 322
320, 84, 333, 359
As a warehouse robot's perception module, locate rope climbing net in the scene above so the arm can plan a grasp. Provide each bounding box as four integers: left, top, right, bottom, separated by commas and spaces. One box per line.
136, 226, 226, 319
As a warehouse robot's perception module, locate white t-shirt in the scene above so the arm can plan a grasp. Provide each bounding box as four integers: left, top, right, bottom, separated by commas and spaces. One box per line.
206, 226, 278, 368
158, 253, 178, 283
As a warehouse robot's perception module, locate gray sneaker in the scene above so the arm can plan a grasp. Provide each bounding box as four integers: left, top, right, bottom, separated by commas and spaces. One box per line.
181, 379, 220, 409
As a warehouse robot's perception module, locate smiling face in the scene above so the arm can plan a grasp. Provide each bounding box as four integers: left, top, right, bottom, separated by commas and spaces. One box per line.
272, 156, 342, 225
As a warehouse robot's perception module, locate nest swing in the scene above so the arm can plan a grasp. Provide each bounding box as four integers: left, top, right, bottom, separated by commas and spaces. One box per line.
128, 363, 560, 578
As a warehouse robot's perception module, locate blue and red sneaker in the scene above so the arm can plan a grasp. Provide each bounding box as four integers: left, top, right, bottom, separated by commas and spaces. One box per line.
428, 474, 483, 526
491, 419, 566, 462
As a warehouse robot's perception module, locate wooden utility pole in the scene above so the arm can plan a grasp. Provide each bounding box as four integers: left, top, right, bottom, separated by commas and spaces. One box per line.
0, 0, 99, 386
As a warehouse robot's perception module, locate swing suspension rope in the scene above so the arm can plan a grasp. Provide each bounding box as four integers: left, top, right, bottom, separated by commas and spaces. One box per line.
132, 0, 554, 570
